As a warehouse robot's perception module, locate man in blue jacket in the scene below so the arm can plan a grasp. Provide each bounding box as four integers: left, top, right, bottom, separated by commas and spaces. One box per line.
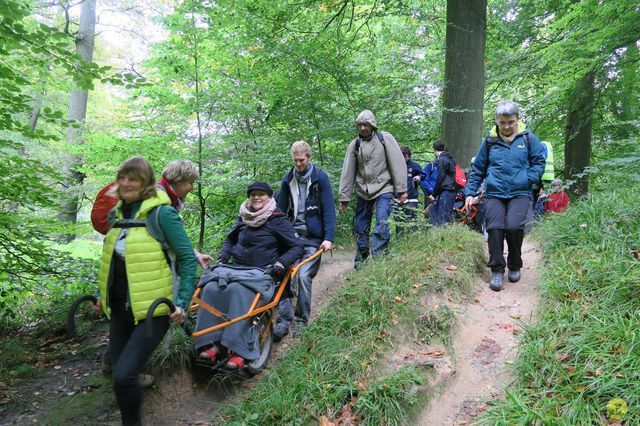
420, 159, 437, 209
274, 141, 336, 339
464, 100, 545, 291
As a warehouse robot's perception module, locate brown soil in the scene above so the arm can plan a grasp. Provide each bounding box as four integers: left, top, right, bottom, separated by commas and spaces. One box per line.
416, 239, 541, 425
140, 250, 354, 425
1, 240, 542, 426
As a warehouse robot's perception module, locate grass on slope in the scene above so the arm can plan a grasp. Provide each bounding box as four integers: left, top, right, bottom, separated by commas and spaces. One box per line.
479, 189, 640, 425
219, 224, 485, 425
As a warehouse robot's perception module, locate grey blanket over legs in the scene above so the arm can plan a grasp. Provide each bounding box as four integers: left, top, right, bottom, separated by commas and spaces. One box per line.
194, 265, 274, 361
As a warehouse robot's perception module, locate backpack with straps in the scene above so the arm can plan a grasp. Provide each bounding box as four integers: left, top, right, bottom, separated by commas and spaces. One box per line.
91, 182, 118, 235
107, 206, 169, 252
355, 131, 385, 154
108, 206, 179, 297
485, 130, 531, 156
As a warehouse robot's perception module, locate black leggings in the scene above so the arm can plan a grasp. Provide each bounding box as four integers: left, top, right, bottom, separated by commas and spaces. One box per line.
109, 307, 169, 426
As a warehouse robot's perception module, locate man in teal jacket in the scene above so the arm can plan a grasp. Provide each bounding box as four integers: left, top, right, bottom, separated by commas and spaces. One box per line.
464, 100, 545, 291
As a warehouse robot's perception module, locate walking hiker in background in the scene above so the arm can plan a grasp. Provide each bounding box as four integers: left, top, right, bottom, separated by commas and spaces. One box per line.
393, 146, 423, 234
429, 140, 459, 226
464, 100, 545, 292
420, 157, 438, 215
338, 110, 407, 268
273, 141, 336, 340
91, 157, 197, 426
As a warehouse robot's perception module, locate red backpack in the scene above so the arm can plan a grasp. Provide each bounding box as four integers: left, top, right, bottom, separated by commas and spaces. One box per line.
454, 164, 467, 189
91, 182, 118, 235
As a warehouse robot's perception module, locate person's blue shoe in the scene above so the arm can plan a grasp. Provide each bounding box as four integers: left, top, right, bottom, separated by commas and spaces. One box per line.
508, 270, 521, 283
273, 323, 289, 342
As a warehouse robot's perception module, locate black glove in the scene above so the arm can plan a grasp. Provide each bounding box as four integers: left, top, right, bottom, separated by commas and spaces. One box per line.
271, 261, 285, 278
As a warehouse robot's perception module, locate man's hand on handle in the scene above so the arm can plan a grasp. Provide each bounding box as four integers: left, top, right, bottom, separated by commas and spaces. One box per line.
464, 196, 475, 211
170, 306, 186, 324
320, 240, 333, 251
339, 201, 349, 213
396, 192, 408, 204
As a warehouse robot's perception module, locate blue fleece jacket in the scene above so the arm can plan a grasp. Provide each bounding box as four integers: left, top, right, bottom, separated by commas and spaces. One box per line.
276, 165, 336, 243
420, 161, 438, 196
465, 125, 545, 200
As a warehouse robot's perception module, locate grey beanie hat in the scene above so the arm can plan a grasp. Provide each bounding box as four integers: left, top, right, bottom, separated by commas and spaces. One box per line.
355, 110, 377, 129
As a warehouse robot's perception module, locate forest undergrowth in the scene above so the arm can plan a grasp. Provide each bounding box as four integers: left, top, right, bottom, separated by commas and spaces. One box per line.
217, 224, 485, 425
479, 155, 640, 424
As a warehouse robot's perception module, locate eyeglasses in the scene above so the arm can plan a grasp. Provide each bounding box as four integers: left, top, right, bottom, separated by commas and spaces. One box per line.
497, 120, 517, 127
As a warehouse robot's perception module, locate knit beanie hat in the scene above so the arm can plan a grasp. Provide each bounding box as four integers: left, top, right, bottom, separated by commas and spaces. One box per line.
246, 181, 274, 197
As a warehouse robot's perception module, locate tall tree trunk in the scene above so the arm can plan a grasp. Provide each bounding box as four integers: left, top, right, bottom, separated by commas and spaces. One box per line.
29, 88, 45, 133
58, 0, 96, 242
564, 71, 596, 197
441, 0, 487, 169
191, 12, 206, 252
618, 42, 638, 134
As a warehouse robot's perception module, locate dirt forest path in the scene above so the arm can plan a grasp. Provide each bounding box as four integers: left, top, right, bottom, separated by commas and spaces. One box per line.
417, 238, 541, 426
140, 249, 355, 425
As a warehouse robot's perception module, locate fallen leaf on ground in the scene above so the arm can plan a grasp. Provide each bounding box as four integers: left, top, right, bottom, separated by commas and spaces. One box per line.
393, 296, 403, 302
446, 264, 458, 271
319, 415, 335, 426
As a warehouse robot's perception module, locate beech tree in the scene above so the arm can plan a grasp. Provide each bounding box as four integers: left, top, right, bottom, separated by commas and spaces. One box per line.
441, 0, 487, 168
58, 0, 97, 241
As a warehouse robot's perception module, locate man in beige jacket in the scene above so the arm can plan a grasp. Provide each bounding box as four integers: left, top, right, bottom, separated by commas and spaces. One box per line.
339, 110, 407, 268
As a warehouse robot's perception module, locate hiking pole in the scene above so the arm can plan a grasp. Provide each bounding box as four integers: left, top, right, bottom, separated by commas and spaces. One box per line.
146, 297, 193, 338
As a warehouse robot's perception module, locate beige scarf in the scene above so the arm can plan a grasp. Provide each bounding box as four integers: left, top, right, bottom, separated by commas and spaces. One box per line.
239, 197, 276, 228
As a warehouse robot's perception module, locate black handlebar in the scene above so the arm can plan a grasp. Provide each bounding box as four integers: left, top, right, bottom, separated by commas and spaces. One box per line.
67, 295, 98, 338
145, 297, 193, 337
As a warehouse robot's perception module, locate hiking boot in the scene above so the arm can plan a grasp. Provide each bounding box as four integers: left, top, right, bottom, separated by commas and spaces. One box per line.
292, 322, 307, 338
489, 272, 504, 292
508, 270, 521, 283
138, 374, 155, 388
272, 323, 289, 342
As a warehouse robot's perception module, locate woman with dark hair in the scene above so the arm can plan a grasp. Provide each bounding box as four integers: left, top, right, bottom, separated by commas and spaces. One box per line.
195, 181, 303, 369
92, 156, 196, 426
